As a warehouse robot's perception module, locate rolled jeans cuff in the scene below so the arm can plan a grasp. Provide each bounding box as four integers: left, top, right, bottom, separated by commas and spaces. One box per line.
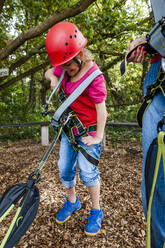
84, 176, 100, 187
61, 178, 76, 189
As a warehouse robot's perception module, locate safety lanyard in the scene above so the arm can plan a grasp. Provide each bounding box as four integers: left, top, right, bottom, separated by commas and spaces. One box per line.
43, 71, 65, 116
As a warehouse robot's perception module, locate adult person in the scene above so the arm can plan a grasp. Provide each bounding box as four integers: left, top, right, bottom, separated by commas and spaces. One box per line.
45, 22, 107, 236
126, 37, 165, 247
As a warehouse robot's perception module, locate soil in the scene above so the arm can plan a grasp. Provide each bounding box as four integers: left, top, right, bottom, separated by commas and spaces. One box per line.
0, 139, 146, 248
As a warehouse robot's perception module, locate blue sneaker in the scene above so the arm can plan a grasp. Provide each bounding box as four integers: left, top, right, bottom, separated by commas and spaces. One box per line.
56, 194, 81, 224
85, 208, 104, 236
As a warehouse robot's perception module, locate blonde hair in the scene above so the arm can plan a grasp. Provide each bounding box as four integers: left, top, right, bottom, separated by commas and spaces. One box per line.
81, 48, 94, 62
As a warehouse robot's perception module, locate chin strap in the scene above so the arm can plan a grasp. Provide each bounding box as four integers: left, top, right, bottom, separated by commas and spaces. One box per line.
73, 57, 82, 71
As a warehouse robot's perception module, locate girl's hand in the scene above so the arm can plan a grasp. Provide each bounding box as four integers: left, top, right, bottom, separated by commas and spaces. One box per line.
50, 77, 58, 90
82, 135, 102, 146
45, 68, 59, 91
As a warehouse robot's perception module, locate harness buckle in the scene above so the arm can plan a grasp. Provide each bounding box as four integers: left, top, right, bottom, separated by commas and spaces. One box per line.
157, 116, 165, 132
77, 128, 87, 137
63, 113, 73, 126
42, 103, 49, 117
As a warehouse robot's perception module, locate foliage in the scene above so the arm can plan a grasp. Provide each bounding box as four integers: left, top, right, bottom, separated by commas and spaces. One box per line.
106, 126, 142, 148
0, 0, 153, 141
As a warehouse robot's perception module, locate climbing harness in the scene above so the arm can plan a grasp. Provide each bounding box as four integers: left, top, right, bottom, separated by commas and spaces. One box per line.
137, 67, 165, 127
58, 89, 99, 166
0, 68, 103, 247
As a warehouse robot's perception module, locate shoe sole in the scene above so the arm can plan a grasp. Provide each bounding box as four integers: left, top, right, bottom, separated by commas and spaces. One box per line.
55, 207, 81, 224
84, 230, 100, 236
55, 215, 71, 224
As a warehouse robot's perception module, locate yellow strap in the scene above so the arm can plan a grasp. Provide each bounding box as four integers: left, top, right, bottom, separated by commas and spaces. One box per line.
0, 204, 14, 224
0, 206, 21, 248
146, 131, 165, 248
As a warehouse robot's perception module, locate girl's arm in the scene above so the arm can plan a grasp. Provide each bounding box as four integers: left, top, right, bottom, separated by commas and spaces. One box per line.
45, 68, 59, 90
82, 100, 107, 146
95, 101, 107, 140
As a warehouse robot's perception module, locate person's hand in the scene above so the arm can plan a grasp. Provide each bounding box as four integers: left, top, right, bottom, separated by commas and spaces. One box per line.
50, 77, 58, 90
82, 135, 102, 146
45, 68, 59, 91
126, 37, 147, 64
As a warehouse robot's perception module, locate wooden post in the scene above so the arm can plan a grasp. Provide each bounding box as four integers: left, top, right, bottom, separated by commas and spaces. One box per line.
41, 125, 49, 146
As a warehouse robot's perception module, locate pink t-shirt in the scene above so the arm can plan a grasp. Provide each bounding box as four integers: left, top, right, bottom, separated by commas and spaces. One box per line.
53, 63, 107, 134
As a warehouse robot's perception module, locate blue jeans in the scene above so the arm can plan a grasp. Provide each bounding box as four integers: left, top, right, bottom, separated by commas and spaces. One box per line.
58, 132, 102, 189
142, 60, 165, 247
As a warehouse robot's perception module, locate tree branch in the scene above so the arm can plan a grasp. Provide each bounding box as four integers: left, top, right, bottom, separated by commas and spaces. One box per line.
103, 56, 124, 72
0, 0, 5, 13
0, 44, 46, 84
0, 61, 50, 91
0, 0, 96, 60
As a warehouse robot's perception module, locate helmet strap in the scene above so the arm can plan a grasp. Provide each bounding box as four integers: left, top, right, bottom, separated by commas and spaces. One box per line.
73, 58, 82, 71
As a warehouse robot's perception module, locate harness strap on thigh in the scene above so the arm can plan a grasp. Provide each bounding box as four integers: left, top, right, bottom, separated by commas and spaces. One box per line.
77, 144, 99, 166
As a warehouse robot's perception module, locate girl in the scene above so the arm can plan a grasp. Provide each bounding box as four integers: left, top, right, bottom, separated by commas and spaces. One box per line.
45, 22, 107, 236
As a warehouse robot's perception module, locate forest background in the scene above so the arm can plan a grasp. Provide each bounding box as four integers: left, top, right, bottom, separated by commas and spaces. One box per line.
0, 0, 153, 141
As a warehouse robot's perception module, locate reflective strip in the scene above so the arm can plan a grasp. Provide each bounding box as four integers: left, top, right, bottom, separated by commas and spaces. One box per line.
0, 206, 22, 248
0, 204, 14, 223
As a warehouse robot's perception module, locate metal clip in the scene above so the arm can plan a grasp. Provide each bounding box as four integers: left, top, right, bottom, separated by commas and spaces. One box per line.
42, 103, 49, 117
161, 58, 165, 72
63, 113, 73, 126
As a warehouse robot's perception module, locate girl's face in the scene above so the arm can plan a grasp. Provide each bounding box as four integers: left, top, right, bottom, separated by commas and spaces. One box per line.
61, 59, 79, 77
60, 51, 83, 77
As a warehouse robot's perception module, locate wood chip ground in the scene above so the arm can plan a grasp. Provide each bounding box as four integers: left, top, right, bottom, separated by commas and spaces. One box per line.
0, 140, 146, 247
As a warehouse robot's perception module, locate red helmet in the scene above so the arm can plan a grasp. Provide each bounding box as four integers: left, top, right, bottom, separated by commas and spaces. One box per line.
45, 22, 88, 66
